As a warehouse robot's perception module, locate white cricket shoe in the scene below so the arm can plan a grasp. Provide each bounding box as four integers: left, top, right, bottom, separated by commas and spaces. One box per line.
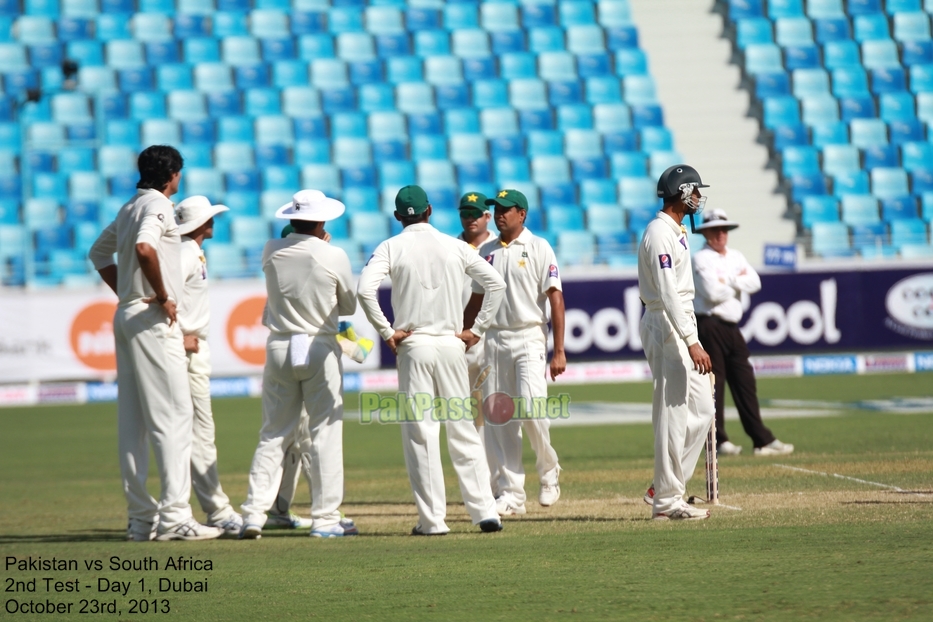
209, 513, 244, 537
643, 484, 654, 506
495, 496, 527, 516
238, 522, 263, 540
265, 511, 313, 529
311, 518, 359, 538
754, 439, 794, 457
717, 441, 743, 456
539, 467, 561, 506
652, 504, 710, 521
126, 518, 158, 542
155, 518, 223, 541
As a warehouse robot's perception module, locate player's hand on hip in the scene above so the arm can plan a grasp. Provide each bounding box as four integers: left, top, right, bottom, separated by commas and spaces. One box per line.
386, 329, 413, 355
549, 349, 567, 381
458, 329, 480, 351
688, 343, 712, 375
183, 334, 199, 353
144, 295, 178, 326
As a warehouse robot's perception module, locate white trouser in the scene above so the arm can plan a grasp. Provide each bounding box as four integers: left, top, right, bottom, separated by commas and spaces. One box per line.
465, 334, 489, 449
482, 326, 560, 507
241, 334, 345, 530
186, 341, 236, 524
397, 334, 498, 534
272, 414, 308, 515
114, 302, 194, 529
640, 310, 715, 514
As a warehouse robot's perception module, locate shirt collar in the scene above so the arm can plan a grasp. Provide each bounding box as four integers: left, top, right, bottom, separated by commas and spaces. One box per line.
406, 222, 435, 233
498, 227, 532, 247
657, 211, 687, 236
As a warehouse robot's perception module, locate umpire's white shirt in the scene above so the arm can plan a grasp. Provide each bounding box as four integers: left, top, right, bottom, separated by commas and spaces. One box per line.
88, 188, 182, 307
178, 238, 210, 340
693, 245, 761, 324
357, 223, 505, 341
473, 227, 562, 330
637, 212, 698, 346
262, 233, 356, 334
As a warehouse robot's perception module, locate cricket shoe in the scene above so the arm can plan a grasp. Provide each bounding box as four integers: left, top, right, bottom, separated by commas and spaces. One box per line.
238, 522, 263, 540
126, 518, 158, 542
495, 496, 527, 516
155, 518, 224, 541
643, 484, 655, 506
411, 525, 447, 536
538, 468, 561, 506
717, 441, 743, 456
265, 511, 313, 529
479, 519, 503, 533
310, 518, 359, 538
652, 504, 710, 521
754, 439, 794, 457
208, 513, 244, 538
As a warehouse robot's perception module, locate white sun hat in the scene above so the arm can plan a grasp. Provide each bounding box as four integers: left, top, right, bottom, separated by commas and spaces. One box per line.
275, 189, 346, 222
695, 208, 739, 231
175, 195, 229, 236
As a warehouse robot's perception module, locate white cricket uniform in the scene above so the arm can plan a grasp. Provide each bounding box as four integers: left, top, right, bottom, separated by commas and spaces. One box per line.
358, 222, 505, 534
637, 212, 715, 514
241, 233, 356, 530
474, 227, 562, 507
692, 245, 761, 321
88, 188, 195, 530
458, 230, 495, 394
178, 237, 236, 525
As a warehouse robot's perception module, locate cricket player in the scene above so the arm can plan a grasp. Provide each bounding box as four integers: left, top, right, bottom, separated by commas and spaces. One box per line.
638, 164, 715, 521
465, 189, 566, 516
457, 192, 495, 443
174, 195, 243, 536
88, 145, 222, 541
240, 190, 358, 539
357, 185, 505, 536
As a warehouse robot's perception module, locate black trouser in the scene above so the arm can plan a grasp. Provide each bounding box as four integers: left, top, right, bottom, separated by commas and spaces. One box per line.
696, 315, 775, 448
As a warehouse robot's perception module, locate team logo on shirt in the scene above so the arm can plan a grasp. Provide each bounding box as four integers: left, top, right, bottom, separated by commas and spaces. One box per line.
659, 254, 672, 269
485, 254, 495, 265
157, 213, 164, 221
679, 236, 687, 249
548, 264, 559, 278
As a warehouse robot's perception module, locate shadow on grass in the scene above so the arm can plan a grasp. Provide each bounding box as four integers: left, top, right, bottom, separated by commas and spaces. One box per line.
0, 529, 125, 544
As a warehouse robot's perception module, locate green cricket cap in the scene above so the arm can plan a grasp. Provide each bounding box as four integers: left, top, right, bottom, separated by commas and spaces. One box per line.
281, 223, 295, 238
459, 191, 489, 211
485, 189, 528, 211
395, 185, 430, 216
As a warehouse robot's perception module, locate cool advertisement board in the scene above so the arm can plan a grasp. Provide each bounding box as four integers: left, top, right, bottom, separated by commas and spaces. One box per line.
376, 265, 933, 366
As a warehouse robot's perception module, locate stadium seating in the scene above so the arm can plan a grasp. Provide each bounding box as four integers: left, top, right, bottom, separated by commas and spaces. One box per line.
726, 0, 933, 258
0, 0, 680, 284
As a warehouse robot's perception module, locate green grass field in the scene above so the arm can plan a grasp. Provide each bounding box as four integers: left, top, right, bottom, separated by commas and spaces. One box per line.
1, 374, 932, 621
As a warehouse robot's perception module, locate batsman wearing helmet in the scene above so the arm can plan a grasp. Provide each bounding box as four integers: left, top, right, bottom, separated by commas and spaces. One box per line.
637, 165, 715, 521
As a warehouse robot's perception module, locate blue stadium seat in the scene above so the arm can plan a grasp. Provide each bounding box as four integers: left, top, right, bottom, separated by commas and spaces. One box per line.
350, 213, 389, 246
566, 25, 605, 55
474, 79, 509, 109
226, 171, 262, 195
791, 172, 829, 199
573, 156, 609, 180
611, 152, 647, 177
730, 0, 764, 20
885, 0, 922, 13
408, 112, 442, 136
281, 86, 321, 117
882, 196, 918, 221
291, 11, 326, 36
548, 80, 582, 106
592, 103, 631, 134
69, 172, 102, 202
416, 30, 451, 57
922, 192, 933, 222
131, 13, 173, 44
245, 88, 281, 116
28, 151, 55, 173
96, 14, 130, 42
832, 170, 870, 195
763, 96, 801, 128
330, 112, 365, 139
784, 45, 821, 69
334, 138, 371, 168
32, 172, 68, 202
893, 12, 932, 43
576, 52, 612, 79
223, 36, 261, 66
367, 111, 406, 143
840, 95, 876, 120
271, 60, 309, 88
494, 156, 530, 183
194, 63, 233, 92
294, 139, 330, 165
479, 108, 517, 138
185, 38, 221, 63
155, 65, 192, 92
871, 68, 907, 94
801, 195, 840, 226
527, 131, 564, 157
773, 123, 810, 148
851, 221, 887, 251
329, 5, 364, 34
808, 0, 845, 19
23, 198, 59, 229
337, 33, 375, 62
846, 0, 880, 15
377, 160, 414, 188
854, 13, 890, 42
871, 167, 910, 199
214, 12, 248, 38
910, 64, 933, 92
769, 0, 803, 18
585, 205, 625, 235
349, 59, 383, 85
561, 1, 596, 27
841, 194, 881, 224
861, 40, 901, 70
823, 40, 861, 70
558, 104, 594, 129
811, 221, 851, 255
744, 44, 784, 75
782, 145, 821, 176
822, 144, 861, 176
251, 10, 289, 39
850, 118, 888, 147
214, 142, 255, 173
755, 72, 790, 98
358, 83, 395, 112
880, 92, 916, 122
396, 83, 434, 114
890, 218, 929, 248
529, 27, 565, 53
532, 155, 571, 184
261, 39, 297, 62
912, 168, 933, 194
619, 176, 658, 210
255, 116, 294, 145
67, 40, 103, 67
737, 18, 774, 48
901, 141, 933, 171
491, 30, 526, 55
640, 126, 673, 151
814, 17, 851, 43
489, 135, 525, 159
776, 17, 813, 47
29, 42, 63, 68
405, 7, 441, 32
0, 174, 22, 203
58, 17, 94, 41
423, 56, 463, 86
65, 201, 98, 226
263, 165, 300, 191
417, 160, 455, 189
207, 91, 242, 118
299, 34, 335, 60
832, 67, 869, 97
498, 52, 534, 80
141, 119, 180, 148
794, 68, 830, 98
374, 33, 409, 59
107, 40, 145, 70
456, 161, 493, 185
802, 95, 840, 125
580, 178, 618, 205
236, 65, 271, 90
902, 41, 933, 66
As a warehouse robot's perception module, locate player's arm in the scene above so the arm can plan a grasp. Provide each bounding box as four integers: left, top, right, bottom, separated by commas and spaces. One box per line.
333, 249, 357, 316
357, 243, 410, 353
461, 253, 505, 348
546, 287, 566, 380
463, 292, 483, 331
178, 247, 200, 353
88, 220, 118, 295
136, 205, 176, 324
731, 251, 762, 294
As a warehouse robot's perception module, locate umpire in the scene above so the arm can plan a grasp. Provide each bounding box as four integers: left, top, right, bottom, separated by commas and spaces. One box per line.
693, 209, 794, 457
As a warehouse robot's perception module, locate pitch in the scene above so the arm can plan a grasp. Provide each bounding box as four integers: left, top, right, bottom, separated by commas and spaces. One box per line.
1, 373, 931, 621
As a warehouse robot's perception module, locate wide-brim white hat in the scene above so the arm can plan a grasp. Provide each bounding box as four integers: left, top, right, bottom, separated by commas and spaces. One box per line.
696, 208, 739, 231
175, 195, 229, 235
276, 189, 346, 222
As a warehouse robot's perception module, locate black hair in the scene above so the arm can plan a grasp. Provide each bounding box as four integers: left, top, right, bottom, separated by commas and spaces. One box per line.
399, 212, 429, 227
290, 219, 322, 234
662, 195, 679, 207
136, 145, 184, 191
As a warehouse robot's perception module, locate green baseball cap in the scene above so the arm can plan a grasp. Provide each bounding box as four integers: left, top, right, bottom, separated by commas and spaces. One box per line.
395, 185, 430, 216
485, 189, 528, 211
459, 191, 489, 211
